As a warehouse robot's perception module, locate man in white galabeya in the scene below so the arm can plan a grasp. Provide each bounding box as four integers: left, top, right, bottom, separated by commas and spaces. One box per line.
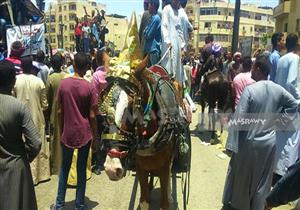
274, 33, 300, 185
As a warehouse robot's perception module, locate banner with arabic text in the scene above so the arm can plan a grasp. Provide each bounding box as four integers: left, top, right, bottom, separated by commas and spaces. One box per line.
6, 23, 45, 56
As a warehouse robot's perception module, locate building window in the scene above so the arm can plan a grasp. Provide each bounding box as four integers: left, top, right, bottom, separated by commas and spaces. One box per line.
64, 15, 67, 21
242, 26, 247, 35
91, 2, 96, 6
69, 14, 76, 21
199, 35, 207, 41
204, 22, 211, 28
69, 4, 76, 11
240, 10, 250, 18
200, 8, 217, 16
64, 36, 68, 42
250, 27, 253, 33
217, 21, 232, 29
201, 34, 228, 42
51, 37, 56, 43
70, 35, 74, 41
64, 5, 67, 10
228, 12, 232, 16
64, 25, 67, 31
255, 14, 262, 20
296, 19, 300, 31
59, 6, 61, 12
50, 15, 55, 22
50, 27, 56, 33
59, 15, 62, 22
284, 23, 288, 32
70, 24, 75, 30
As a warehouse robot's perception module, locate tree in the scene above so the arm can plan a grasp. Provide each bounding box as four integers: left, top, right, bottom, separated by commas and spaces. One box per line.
261, 33, 272, 49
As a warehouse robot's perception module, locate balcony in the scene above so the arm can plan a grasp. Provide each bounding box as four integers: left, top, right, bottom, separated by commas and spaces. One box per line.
273, 1, 291, 18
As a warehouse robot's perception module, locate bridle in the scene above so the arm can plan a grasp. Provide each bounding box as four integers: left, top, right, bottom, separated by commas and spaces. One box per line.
100, 68, 182, 163
99, 76, 143, 159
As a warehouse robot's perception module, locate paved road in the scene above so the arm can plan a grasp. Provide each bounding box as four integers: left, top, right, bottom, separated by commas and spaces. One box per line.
36, 109, 292, 210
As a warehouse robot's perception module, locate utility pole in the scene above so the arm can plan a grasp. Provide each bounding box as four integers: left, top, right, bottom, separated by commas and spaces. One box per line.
59, 20, 64, 49
231, 0, 241, 53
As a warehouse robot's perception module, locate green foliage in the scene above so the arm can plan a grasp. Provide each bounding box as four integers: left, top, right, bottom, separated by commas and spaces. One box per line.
261, 33, 272, 47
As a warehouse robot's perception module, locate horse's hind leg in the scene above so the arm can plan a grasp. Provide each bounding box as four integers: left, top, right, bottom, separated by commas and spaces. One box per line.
200, 98, 205, 125
209, 105, 218, 144
137, 167, 150, 210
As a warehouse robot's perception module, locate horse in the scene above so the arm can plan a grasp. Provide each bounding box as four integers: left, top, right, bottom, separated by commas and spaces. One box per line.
99, 58, 190, 210
198, 55, 233, 143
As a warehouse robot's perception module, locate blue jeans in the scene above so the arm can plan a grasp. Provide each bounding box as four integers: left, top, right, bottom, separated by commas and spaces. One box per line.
83, 38, 90, 53
75, 35, 81, 53
54, 142, 91, 210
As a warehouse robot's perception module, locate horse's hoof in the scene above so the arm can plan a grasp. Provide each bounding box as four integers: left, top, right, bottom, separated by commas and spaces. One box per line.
210, 138, 220, 145
139, 201, 149, 210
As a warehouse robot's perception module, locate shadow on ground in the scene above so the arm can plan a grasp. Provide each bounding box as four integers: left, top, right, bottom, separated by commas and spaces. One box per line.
190, 123, 223, 145
128, 174, 185, 210
63, 197, 99, 210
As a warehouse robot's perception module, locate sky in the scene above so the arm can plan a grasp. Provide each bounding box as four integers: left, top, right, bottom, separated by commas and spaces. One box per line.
44, 0, 279, 18
101, 0, 279, 17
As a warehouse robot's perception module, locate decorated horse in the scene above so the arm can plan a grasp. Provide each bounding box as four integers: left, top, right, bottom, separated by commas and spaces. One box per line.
99, 54, 191, 209
97, 12, 191, 210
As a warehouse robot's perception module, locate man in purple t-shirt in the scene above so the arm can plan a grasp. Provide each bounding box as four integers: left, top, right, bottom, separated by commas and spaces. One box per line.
52, 53, 97, 210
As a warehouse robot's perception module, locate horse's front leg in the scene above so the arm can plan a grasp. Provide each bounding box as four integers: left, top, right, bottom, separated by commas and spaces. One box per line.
159, 168, 171, 210
137, 166, 150, 210
209, 105, 217, 143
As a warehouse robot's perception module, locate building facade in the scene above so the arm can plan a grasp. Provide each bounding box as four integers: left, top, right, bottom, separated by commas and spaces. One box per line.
105, 15, 128, 52
186, 0, 275, 53
45, 0, 128, 52
274, 0, 300, 35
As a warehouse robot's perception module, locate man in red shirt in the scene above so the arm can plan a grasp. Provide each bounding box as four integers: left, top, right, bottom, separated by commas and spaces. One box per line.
75, 17, 83, 53
6, 41, 25, 74
51, 53, 97, 210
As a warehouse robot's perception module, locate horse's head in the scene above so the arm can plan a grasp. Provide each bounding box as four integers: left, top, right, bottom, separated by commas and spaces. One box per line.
100, 56, 154, 181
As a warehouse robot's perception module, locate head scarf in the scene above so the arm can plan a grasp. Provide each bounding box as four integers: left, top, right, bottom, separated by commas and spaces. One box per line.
233, 52, 242, 58
212, 43, 222, 53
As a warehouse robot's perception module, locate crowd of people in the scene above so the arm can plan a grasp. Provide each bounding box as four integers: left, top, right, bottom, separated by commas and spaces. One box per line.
180, 32, 300, 210
74, 8, 108, 53
0, 40, 109, 209
2, 0, 300, 210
